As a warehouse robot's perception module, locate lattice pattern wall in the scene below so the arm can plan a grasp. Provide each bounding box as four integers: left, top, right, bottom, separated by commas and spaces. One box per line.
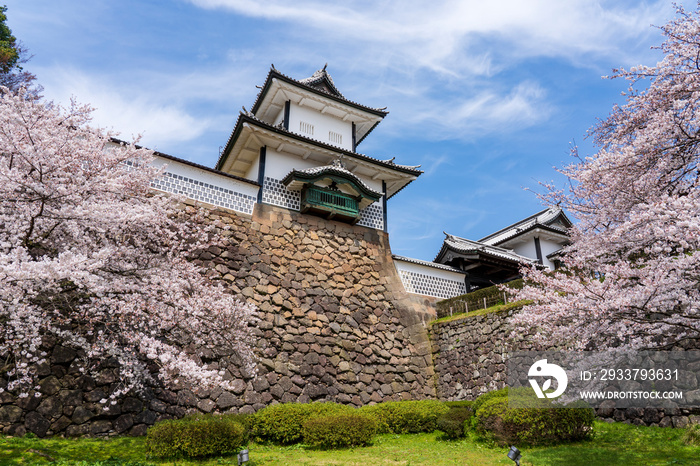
262, 177, 301, 211
357, 202, 384, 230
398, 269, 467, 300
261, 177, 384, 230
151, 171, 256, 215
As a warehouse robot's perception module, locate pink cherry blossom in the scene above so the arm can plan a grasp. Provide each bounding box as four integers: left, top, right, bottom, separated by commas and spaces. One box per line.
0, 89, 257, 398
513, 4, 700, 351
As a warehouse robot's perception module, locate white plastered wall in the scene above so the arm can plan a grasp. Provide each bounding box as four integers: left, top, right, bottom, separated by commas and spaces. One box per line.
289, 103, 353, 151
150, 154, 259, 215
512, 237, 564, 270
538, 238, 564, 269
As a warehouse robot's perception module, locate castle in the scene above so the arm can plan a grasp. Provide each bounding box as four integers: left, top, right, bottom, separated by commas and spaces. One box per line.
8, 67, 686, 439
141, 65, 570, 305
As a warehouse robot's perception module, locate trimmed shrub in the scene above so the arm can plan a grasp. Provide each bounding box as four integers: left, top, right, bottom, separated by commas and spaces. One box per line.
445, 400, 474, 409
471, 387, 508, 414
437, 405, 474, 440
683, 422, 700, 445
358, 400, 450, 434
302, 413, 377, 449
146, 414, 247, 459
436, 279, 524, 318
251, 402, 356, 444
472, 388, 595, 446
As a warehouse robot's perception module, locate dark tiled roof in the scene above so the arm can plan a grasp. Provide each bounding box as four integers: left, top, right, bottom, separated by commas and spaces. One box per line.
298, 64, 344, 98
283, 163, 383, 199
392, 255, 467, 274
478, 207, 572, 245
216, 111, 423, 180
250, 65, 389, 119
435, 233, 537, 265
109, 137, 259, 187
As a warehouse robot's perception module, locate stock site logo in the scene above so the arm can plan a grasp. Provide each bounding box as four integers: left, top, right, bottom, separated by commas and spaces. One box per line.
528, 359, 568, 398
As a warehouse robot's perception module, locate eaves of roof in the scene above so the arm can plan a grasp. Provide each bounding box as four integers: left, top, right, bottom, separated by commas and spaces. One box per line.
487, 222, 570, 246
435, 234, 538, 265
250, 67, 389, 120
110, 137, 260, 187
546, 248, 566, 259
216, 113, 423, 194
392, 254, 467, 274
478, 208, 551, 243
479, 207, 572, 245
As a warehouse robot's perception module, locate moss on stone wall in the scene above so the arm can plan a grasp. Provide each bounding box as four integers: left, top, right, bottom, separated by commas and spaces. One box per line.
435, 279, 523, 318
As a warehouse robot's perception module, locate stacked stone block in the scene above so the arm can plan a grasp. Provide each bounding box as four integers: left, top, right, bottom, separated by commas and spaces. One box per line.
430, 308, 700, 427
1, 202, 437, 437
199, 203, 437, 413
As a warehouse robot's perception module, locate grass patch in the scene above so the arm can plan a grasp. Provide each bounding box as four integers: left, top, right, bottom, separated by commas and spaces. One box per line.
1, 421, 698, 465
525, 421, 698, 465
0, 435, 151, 465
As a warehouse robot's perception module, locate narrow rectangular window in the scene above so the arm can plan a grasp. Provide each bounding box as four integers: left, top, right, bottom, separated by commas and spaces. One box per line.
299, 121, 314, 136
329, 131, 342, 145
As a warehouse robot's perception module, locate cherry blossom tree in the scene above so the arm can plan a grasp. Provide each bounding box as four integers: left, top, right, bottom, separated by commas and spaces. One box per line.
513, 4, 700, 351
0, 89, 257, 402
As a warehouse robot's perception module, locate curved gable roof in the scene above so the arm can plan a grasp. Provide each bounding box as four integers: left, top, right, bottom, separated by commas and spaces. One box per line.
479, 207, 572, 246
251, 66, 388, 120
282, 163, 382, 209
298, 65, 344, 98
435, 233, 537, 265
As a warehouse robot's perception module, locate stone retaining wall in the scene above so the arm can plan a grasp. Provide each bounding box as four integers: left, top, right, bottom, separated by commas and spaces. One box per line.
430, 308, 530, 402
1, 202, 438, 437
5, 200, 698, 437
430, 308, 700, 427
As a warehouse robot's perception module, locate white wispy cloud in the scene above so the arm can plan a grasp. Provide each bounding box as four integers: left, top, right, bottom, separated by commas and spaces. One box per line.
187, 0, 681, 75
36, 67, 208, 146
377, 80, 550, 141
182, 0, 684, 146
19, 0, 691, 158
33, 62, 263, 149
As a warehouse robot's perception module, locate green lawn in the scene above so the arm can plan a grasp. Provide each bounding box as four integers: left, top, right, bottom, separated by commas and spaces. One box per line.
0, 421, 697, 465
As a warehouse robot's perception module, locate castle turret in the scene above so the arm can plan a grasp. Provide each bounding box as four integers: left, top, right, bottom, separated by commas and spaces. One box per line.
215, 65, 422, 231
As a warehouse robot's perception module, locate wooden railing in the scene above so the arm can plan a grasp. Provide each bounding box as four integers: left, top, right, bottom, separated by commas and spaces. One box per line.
303, 186, 359, 219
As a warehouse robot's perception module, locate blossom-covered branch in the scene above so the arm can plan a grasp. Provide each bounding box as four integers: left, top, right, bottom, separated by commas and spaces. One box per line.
0, 89, 257, 400
514, 4, 700, 351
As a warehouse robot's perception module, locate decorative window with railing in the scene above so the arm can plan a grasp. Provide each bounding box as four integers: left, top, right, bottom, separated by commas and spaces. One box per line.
329, 130, 342, 145
281, 163, 382, 226
299, 121, 314, 136
301, 185, 360, 223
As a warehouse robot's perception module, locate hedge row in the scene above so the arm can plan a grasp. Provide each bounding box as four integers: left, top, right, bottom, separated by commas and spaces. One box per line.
357, 399, 450, 434
146, 392, 595, 458
250, 401, 356, 444
146, 400, 451, 457
145, 413, 248, 459
303, 413, 376, 449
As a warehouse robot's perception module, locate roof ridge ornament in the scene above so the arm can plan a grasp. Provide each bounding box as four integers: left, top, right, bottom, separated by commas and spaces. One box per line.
332, 155, 346, 169
298, 65, 344, 98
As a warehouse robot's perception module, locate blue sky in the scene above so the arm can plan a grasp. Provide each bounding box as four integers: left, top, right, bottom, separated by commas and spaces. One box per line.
4, 0, 693, 260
